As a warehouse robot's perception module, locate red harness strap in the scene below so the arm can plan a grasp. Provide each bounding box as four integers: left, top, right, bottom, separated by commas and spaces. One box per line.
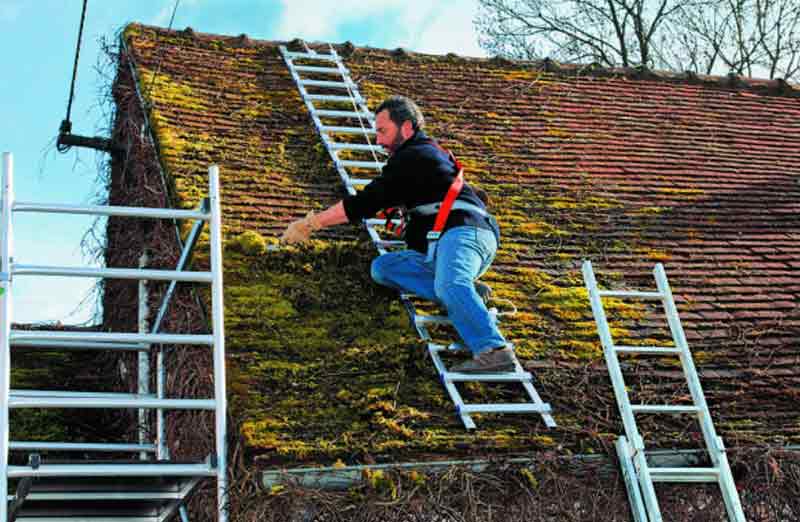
432, 169, 464, 233
431, 144, 464, 234
425, 144, 465, 261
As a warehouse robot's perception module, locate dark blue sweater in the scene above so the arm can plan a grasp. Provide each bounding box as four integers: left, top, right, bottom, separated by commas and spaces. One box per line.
342, 131, 498, 253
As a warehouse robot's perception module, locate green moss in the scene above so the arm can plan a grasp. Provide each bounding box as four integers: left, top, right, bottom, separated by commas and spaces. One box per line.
223, 240, 619, 465
230, 230, 269, 255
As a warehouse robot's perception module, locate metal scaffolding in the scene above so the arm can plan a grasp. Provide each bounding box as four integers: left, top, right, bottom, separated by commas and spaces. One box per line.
0, 153, 228, 522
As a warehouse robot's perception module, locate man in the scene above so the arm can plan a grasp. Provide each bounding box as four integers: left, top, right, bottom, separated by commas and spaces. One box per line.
281, 96, 515, 373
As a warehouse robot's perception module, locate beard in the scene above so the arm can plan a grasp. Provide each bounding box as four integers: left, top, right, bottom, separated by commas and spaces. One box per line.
384, 133, 407, 155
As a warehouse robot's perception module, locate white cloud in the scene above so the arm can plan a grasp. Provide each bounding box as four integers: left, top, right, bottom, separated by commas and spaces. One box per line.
274, 0, 404, 41
274, 0, 485, 57
412, 0, 485, 57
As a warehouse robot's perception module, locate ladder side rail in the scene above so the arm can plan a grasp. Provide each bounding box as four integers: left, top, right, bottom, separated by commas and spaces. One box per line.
584, 261, 663, 520
427, 344, 476, 429
209, 165, 229, 522
281, 47, 360, 195
581, 261, 645, 443
1, 152, 14, 522
138, 253, 150, 461
328, 48, 383, 175
654, 264, 746, 522
630, 433, 664, 521
616, 436, 649, 522
149, 201, 208, 462
519, 379, 557, 428
653, 265, 719, 447
157, 347, 166, 459
280, 48, 323, 129
714, 436, 747, 522
330, 48, 371, 124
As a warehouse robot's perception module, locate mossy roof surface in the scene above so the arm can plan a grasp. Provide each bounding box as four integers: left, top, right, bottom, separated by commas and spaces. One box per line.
123, 23, 800, 467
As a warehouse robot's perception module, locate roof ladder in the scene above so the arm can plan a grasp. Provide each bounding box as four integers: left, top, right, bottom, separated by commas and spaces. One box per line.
1, 154, 228, 522
582, 260, 745, 522
280, 46, 555, 430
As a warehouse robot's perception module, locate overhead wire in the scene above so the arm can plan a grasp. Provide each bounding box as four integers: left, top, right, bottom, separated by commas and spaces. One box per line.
145, 0, 181, 105
58, 0, 89, 153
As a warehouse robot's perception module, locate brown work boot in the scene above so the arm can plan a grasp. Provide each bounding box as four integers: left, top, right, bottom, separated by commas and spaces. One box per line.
451, 347, 516, 373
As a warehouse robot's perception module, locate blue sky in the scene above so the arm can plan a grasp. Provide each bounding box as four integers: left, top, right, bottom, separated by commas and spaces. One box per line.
0, 0, 484, 325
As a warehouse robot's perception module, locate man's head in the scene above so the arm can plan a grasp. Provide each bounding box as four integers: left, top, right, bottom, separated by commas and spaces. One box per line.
374, 95, 425, 154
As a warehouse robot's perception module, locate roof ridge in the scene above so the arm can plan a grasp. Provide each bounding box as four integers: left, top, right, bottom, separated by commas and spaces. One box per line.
125, 21, 800, 99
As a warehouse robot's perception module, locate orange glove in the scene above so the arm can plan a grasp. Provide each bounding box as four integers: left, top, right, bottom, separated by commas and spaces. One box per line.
281, 211, 322, 244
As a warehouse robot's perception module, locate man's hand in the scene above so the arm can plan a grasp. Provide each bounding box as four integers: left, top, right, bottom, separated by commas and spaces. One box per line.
281, 211, 322, 244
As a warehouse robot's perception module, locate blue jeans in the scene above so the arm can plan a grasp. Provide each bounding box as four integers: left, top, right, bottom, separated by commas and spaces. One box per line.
371, 226, 507, 356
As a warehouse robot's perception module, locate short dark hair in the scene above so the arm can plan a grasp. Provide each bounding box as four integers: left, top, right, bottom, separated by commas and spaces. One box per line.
375, 95, 425, 131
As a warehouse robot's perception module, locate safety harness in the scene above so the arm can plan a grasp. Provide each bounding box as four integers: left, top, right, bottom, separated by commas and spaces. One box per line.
378, 144, 488, 261
414, 146, 486, 262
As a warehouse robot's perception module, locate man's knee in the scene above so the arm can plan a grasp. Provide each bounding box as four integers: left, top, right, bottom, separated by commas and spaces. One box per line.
371, 257, 389, 286
434, 278, 471, 305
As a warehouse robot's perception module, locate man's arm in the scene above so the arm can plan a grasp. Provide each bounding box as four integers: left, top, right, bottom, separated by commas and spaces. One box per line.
281, 151, 407, 244
316, 201, 348, 227
280, 202, 347, 244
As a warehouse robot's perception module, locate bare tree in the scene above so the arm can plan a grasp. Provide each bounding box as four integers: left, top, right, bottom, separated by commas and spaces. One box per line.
476, 0, 690, 67
476, 0, 800, 80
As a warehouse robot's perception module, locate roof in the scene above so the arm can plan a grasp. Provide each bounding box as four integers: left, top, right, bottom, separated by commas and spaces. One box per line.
118, 23, 800, 468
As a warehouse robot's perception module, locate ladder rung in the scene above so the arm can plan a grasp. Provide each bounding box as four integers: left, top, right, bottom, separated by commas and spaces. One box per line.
11, 390, 153, 399
293, 65, 341, 74
459, 403, 552, 415
10, 441, 156, 453
374, 240, 406, 249
414, 315, 451, 326
597, 290, 664, 300
444, 371, 532, 383
648, 466, 720, 483
427, 342, 458, 352
613, 346, 682, 355
347, 178, 373, 187
631, 404, 701, 414
9, 394, 216, 410
10, 330, 214, 346
315, 109, 373, 119
13, 202, 209, 221
300, 79, 352, 89
284, 51, 338, 62
339, 160, 384, 169
321, 125, 376, 135
328, 142, 384, 152
12, 264, 213, 283
11, 339, 148, 351
7, 462, 216, 479
306, 94, 362, 103
20, 490, 187, 501
365, 219, 403, 227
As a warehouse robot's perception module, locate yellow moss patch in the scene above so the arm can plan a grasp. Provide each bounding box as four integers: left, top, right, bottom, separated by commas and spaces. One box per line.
230, 230, 269, 255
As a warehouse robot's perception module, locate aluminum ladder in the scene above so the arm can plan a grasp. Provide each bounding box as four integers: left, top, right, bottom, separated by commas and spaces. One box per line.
582, 260, 745, 522
280, 44, 554, 430
1, 154, 228, 522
